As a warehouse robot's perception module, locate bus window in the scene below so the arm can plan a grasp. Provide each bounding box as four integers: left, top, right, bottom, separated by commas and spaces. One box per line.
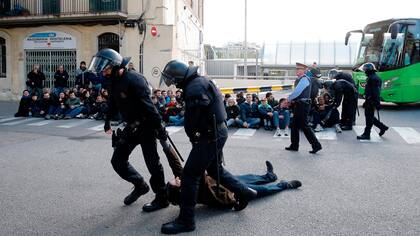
379, 33, 404, 70
404, 25, 420, 66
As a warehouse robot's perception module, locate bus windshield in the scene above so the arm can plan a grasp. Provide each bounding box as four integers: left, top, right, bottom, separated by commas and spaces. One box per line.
379, 33, 405, 70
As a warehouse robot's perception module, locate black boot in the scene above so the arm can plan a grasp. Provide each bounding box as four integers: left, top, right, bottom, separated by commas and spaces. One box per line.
309, 145, 322, 154
142, 194, 169, 212
124, 182, 150, 206
286, 180, 302, 189
285, 145, 298, 151
161, 219, 196, 234
379, 126, 389, 136
265, 161, 277, 181
233, 187, 257, 211
357, 133, 370, 140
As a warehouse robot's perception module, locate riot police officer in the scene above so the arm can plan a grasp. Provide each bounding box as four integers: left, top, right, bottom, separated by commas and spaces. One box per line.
285, 62, 322, 154
357, 63, 389, 140
326, 70, 358, 130
159, 60, 257, 234
88, 49, 169, 212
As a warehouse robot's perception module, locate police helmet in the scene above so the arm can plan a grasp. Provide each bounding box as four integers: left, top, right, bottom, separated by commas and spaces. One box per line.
310, 67, 322, 78
327, 69, 340, 80
88, 48, 131, 74
361, 62, 377, 73
160, 60, 189, 87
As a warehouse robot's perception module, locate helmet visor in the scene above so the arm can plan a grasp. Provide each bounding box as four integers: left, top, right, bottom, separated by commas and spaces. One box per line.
88, 56, 112, 74
160, 72, 173, 87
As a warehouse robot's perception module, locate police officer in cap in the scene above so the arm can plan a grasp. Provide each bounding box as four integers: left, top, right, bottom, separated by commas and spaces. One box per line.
88, 48, 170, 211
357, 63, 389, 140
159, 60, 257, 234
286, 62, 322, 154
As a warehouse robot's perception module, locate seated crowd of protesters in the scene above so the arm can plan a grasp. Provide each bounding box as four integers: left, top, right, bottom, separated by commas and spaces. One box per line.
152, 89, 185, 126
15, 87, 109, 120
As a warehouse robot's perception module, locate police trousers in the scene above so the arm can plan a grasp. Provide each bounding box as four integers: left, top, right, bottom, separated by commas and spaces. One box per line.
290, 101, 321, 149
111, 128, 166, 195
363, 101, 387, 135
341, 95, 357, 126
179, 125, 248, 223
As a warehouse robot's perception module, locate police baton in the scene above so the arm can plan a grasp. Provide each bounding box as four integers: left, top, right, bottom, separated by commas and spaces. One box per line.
167, 135, 184, 162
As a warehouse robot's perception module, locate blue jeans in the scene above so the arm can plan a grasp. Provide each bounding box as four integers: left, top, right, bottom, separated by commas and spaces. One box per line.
65, 106, 83, 118
245, 117, 260, 128
273, 110, 290, 129
226, 118, 244, 127
168, 115, 184, 126
236, 174, 288, 198
53, 87, 66, 97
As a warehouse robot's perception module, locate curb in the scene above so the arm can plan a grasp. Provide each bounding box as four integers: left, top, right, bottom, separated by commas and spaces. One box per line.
219, 84, 294, 94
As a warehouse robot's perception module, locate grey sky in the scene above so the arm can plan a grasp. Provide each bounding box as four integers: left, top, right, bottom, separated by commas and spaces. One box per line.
203, 0, 420, 45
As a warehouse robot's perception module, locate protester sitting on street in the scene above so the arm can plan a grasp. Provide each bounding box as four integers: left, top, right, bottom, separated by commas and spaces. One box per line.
258, 97, 274, 130
224, 93, 231, 108
39, 91, 53, 118
273, 98, 291, 136
15, 90, 31, 117
311, 94, 341, 133
166, 161, 302, 210
240, 93, 261, 128
152, 95, 166, 119
226, 97, 243, 128
175, 90, 183, 104
53, 65, 69, 96
89, 94, 108, 120
63, 91, 82, 119
29, 93, 42, 117
75, 61, 94, 89
266, 92, 279, 108
166, 90, 174, 104
252, 93, 260, 105
48, 92, 67, 119
168, 105, 185, 126
162, 90, 168, 105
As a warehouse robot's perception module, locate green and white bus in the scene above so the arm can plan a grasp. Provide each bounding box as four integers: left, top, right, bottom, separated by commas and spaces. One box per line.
345, 18, 420, 104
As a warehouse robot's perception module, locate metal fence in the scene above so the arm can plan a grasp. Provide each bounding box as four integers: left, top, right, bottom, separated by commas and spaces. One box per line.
25, 50, 77, 89
0, 0, 127, 17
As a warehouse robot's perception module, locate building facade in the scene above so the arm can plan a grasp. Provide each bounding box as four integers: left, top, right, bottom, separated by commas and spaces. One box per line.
0, 0, 204, 100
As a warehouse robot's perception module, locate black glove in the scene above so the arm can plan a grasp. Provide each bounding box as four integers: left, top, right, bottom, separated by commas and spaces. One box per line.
104, 120, 111, 132
156, 126, 168, 141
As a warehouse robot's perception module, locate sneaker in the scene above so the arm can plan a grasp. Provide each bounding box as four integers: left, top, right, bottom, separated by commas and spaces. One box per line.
335, 124, 342, 133
314, 124, 323, 132
75, 114, 83, 119
286, 180, 302, 189
283, 129, 289, 136
274, 128, 282, 136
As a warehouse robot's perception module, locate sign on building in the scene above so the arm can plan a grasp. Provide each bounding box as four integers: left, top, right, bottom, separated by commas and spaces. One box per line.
23, 32, 76, 50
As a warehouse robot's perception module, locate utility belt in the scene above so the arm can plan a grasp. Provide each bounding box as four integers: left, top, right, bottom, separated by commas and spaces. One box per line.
111, 121, 143, 148
191, 122, 227, 143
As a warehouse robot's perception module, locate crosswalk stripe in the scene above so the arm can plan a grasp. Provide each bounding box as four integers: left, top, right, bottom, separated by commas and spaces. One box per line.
166, 126, 183, 135
88, 124, 104, 131
353, 126, 382, 142
0, 117, 22, 123
315, 128, 337, 140
1, 118, 37, 126
392, 127, 420, 144
232, 128, 256, 139
27, 120, 53, 126
57, 120, 92, 128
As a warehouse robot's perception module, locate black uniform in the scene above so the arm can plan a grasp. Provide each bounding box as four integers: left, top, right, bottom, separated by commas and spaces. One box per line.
332, 79, 358, 128
178, 69, 251, 224
287, 74, 321, 151
106, 69, 166, 196
362, 72, 387, 136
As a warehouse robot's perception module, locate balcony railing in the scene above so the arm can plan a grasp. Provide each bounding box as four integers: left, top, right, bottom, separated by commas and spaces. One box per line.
0, 0, 127, 17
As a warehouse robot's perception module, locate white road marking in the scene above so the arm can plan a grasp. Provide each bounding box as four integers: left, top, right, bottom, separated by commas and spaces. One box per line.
392, 127, 420, 144
57, 120, 92, 128
88, 124, 104, 131
166, 126, 184, 135
1, 118, 36, 126
232, 128, 257, 137
27, 120, 53, 126
0, 117, 22, 123
315, 128, 337, 140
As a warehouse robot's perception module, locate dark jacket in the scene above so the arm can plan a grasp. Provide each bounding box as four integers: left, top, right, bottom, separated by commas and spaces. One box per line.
226, 105, 240, 119
258, 103, 273, 117
65, 97, 81, 108
26, 71, 46, 89
39, 97, 53, 112
54, 70, 69, 88
240, 102, 259, 120
107, 69, 162, 129
364, 72, 382, 107
332, 79, 357, 107
181, 68, 227, 140
75, 68, 94, 88
15, 95, 31, 117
